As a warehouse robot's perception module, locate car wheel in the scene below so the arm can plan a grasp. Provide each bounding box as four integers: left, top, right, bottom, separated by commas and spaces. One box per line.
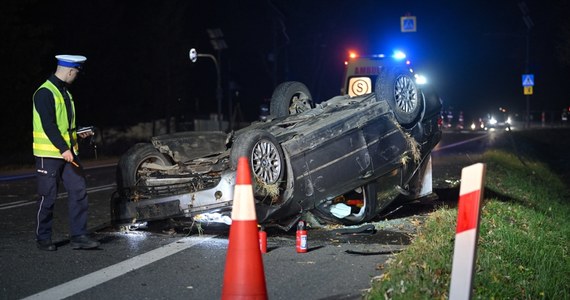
375, 66, 422, 126
230, 129, 285, 186
270, 81, 313, 118
419, 84, 442, 119
116, 143, 172, 191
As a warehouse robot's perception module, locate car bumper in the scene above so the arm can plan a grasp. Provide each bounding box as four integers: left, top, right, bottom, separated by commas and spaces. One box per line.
112, 169, 236, 224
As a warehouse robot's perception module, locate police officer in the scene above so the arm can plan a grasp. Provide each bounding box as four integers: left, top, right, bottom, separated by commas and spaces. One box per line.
32, 54, 100, 251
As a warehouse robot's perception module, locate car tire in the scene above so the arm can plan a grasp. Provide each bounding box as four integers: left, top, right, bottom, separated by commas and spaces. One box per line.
419, 84, 442, 120
116, 143, 172, 192
375, 66, 422, 127
230, 129, 285, 185
270, 81, 313, 118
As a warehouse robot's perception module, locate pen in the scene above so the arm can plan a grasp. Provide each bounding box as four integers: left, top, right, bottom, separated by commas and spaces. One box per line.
71, 161, 79, 167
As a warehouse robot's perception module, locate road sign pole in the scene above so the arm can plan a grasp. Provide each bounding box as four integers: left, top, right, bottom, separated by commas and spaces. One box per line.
526, 94, 530, 128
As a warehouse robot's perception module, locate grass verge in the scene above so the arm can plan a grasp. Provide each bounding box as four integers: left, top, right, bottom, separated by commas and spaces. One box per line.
366, 133, 570, 299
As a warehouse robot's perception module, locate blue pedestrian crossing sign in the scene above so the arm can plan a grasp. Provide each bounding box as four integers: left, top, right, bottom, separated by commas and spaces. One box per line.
522, 74, 534, 87
401, 16, 417, 32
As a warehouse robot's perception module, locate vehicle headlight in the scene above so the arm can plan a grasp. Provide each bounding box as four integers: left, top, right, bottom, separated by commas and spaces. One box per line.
414, 74, 427, 85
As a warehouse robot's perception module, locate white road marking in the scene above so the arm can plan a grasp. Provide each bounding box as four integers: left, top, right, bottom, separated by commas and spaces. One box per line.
56, 184, 116, 199
0, 184, 116, 211
21, 235, 215, 299
0, 200, 27, 207
433, 134, 488, 152
0, 201, 35, 210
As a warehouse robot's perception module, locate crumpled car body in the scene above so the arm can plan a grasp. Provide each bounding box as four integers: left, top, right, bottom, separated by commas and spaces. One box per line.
112, 64, 442, 230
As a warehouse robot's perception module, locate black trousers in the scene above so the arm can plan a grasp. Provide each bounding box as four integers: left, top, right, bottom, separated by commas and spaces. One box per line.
35, 157, 89, 241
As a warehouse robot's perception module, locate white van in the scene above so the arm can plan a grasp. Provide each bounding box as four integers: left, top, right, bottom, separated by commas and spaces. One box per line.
340, 52, 442, 129
341, 52, 412, 97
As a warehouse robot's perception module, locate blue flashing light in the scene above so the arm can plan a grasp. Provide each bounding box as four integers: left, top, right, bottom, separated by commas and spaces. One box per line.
371, 53, 386, 58
392, 50, 406, 60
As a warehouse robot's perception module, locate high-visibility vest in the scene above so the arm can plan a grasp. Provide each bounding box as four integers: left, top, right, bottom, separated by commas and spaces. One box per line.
32, 80, 78, 158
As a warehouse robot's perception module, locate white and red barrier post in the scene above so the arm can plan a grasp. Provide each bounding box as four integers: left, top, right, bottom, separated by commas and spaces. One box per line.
449, 163, 486, 300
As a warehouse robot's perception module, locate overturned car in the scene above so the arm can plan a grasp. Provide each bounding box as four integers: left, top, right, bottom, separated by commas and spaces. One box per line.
111, 62, 442, 230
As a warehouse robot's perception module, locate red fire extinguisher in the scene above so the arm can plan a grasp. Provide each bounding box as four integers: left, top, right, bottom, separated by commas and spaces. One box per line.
296, 220, 307, 253
258, 225, 267, 254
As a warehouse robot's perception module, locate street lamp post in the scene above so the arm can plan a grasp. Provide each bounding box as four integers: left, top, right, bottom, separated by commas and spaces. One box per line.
189, 48, 223, 131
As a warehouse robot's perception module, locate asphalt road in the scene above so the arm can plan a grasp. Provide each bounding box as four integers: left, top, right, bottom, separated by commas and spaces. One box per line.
0, 129, 500, 299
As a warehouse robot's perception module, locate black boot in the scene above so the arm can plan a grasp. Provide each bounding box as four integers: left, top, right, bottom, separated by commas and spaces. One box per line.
70, 235, 100, 249
37, 239, 57, 251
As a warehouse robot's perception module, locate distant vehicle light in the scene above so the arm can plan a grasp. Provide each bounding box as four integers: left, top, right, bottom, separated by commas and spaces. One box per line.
506, 117, 512, 124
489, 117, 497, 125
392, 51, 406, 60
471, 123, 476, 130
370, 53, 386, 58
349, 52, 358, 59
414, 74, 427, 84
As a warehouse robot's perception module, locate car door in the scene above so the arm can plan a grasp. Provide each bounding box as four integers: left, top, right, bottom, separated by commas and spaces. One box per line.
362, 112, 409, 177
301, 115, 372, 205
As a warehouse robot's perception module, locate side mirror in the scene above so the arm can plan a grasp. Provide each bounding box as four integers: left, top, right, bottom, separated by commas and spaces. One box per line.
189, 48, 198, 63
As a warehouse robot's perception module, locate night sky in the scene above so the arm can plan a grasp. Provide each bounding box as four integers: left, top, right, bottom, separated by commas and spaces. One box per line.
2, 0, 569, 165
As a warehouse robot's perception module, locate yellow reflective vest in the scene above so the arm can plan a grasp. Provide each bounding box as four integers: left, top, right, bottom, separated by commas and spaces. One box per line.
32, 80, 78, 158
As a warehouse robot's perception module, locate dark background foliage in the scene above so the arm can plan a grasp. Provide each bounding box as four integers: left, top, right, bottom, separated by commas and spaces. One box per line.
2, 0, 569, 166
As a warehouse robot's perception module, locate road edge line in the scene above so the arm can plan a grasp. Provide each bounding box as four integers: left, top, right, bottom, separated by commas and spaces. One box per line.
21, 235, 215, 299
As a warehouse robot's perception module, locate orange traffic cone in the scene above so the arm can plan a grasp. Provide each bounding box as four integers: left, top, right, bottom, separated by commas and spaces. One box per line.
221, 157, 268, 299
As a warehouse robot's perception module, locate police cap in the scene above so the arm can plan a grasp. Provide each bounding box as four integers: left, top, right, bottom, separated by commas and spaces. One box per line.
55, 54, 87, 70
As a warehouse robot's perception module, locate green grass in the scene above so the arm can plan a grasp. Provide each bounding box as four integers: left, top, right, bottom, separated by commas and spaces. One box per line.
366, 135, 570, 299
